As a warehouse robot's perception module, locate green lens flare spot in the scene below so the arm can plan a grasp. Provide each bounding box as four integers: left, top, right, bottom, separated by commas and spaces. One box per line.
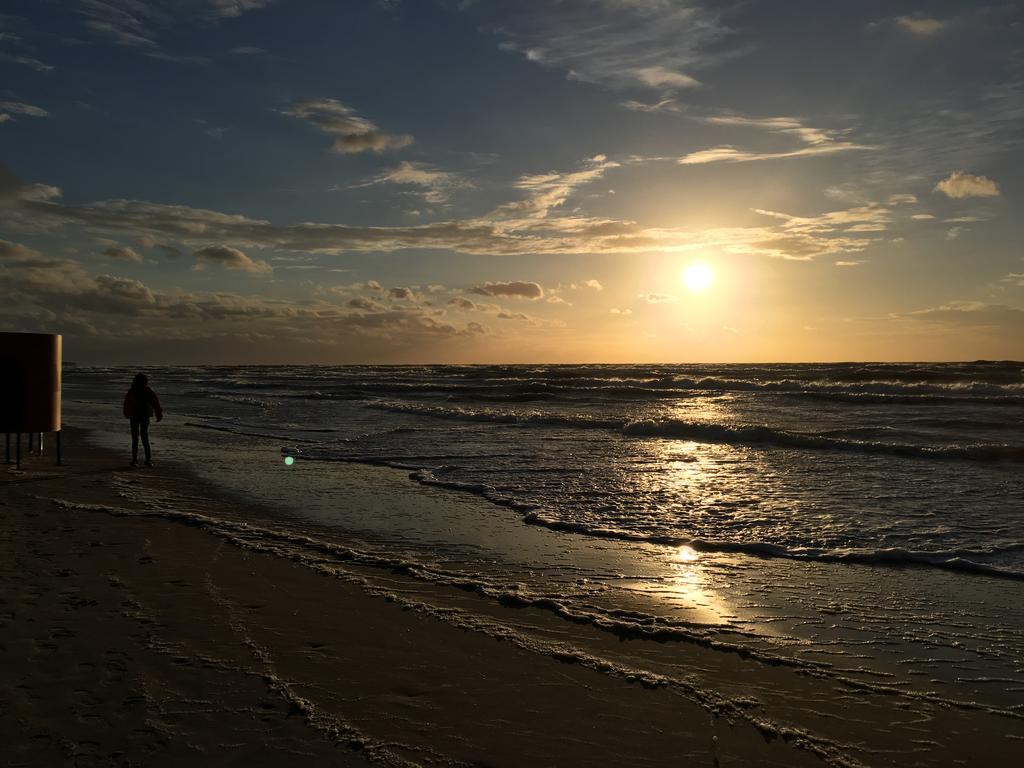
284, 456, 295, 466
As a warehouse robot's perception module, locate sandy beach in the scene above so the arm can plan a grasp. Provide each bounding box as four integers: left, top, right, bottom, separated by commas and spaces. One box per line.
2, 426, 1022, 767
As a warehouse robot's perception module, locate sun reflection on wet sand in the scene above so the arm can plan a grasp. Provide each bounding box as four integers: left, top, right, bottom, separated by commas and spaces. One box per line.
615, 549, 735, 627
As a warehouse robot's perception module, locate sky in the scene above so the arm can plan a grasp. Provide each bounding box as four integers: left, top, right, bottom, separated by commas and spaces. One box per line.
1, 0, 1022, 364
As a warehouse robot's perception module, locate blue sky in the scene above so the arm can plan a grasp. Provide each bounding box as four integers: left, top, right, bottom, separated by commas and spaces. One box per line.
2, 0, 1022, 363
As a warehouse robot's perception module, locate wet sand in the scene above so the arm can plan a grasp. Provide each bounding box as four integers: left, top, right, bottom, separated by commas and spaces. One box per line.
1, 428, 1021, 767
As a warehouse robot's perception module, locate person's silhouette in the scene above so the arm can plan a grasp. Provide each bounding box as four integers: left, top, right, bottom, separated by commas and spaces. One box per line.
123, 373, 163, 467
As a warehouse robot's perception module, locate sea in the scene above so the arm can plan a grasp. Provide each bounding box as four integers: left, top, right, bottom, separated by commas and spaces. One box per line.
62, 362, 1024, 740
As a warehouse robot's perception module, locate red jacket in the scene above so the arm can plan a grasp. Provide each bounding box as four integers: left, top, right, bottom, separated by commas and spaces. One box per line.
123, 386, 163, 420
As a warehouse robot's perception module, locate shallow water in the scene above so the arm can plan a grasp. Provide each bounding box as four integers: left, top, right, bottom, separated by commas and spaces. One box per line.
63, 363, 1024, 717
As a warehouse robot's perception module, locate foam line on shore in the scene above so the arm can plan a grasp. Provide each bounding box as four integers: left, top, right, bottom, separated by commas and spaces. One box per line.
45, 494, 1024, 730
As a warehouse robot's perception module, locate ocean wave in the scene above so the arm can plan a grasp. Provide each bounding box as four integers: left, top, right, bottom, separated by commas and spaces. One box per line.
519, 513, 1024, 580
183, 421, 322, 444
386, 469, 1024, 580
155, 365, 1024, 406
367, 402, 1024, 462
185, 391, 276, 408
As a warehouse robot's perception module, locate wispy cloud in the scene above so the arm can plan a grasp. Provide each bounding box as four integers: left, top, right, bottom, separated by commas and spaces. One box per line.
0, 51, 54, 72
0, 101, 49, 123
643, 293, 677, 303
895, 16, 948, 37
620, 98, 679, 114
632, 66, 699, 90
283, 98, 412, 155
350, 161, 467, 203
858, 80, 1024, 188
77, 1, 275, 52
907, 301, 1024, 334
487, 0, 725, 92
498, 154, 618, 218
208, 1, 276, 20
6, 158, 897, 262
679, 115, 871, 165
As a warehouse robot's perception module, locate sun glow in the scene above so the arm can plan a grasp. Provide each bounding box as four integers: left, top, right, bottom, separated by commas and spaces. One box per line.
681, 262, 714, 293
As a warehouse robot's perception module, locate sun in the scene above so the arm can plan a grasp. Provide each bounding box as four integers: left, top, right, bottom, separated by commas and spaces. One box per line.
681, 262, 714, 293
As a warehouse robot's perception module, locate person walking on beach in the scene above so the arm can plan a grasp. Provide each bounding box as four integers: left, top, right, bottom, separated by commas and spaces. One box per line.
123, 372, 163, 467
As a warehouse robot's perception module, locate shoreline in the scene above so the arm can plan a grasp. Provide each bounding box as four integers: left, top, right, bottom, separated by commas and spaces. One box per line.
2, 427, 1022, 766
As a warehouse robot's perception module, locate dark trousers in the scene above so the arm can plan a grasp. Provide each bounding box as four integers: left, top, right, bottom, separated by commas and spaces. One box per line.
130, 417, 151, 462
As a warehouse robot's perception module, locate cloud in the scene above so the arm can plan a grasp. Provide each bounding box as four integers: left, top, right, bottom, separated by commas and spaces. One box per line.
208, 1, 276, 20
643, 293, 677, 303
229, 46, 265, 55
147, 51, 209, 64
352, 161, 467, 203
501, 154, 619, 218
908, 302, 1024, 334
581, 279, 603, 291
78, 1, 275, 49
610, 307, 632, 316
284, 98, 412, 154
632, 66, 699, 90
945, 226, 966, 241
679, 115, 870, 165
102, 245, 143, 262
1001, 273, 1024, 287
447, 296, 477, 310
895, 17, 947, 36
705, 115, 835, 147
887, 194, 918, 205
497, 311, 532, 322
388, 286, 414, 300
487, 1, 727, 92
0, 52, 54, 72
834, 260, 865, 267
0, 238, 42, 261
0, 101, 49, 123
192, 244, 272, 274
9, 157, 889, 262
620, 98, 679, 113
347, 296, 386, 312
1, 237, 489, 358
79, 0, 162, 48
911, 213, 936, 220
934, 171, 1000, 199
469, 281, 544, 299
748, 205, 892, 259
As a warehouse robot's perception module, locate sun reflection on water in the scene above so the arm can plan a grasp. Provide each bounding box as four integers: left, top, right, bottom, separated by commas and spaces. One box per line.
675, 544, 700, 563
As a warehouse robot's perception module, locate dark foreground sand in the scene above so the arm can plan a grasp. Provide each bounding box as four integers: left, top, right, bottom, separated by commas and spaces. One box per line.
1, 429, 1020, 767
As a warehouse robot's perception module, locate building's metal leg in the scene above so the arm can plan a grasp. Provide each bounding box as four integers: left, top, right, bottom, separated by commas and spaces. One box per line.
56, 430, 62, 467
